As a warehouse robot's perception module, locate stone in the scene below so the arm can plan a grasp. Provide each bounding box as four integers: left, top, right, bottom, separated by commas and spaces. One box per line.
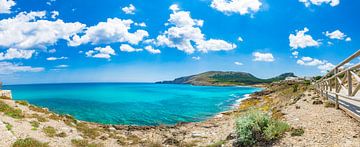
313, 100, 323, 105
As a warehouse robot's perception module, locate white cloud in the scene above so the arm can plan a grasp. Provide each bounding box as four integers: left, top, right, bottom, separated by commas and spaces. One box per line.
119, 44, 143, 52
345, 37, 351, 42
134, 22, 146, 27
0, 0, 16, 14
210, 0, 262, 15
169, 4, 180, 12
46, 56, 68, 61
0, 11, 85, 49
0, 62, 44, 74
238, 37, 243, 42
252, 52, 275, 62
122, 4, 136, 15
325, 30, 347, 40
86, 46, 115, 59
55, 64, 68, 68
48, 49, 56, 53
51, 11, 59, 19
296, 56, 335, 73
69, 18, 148, 46
289, 27, 320, 49
299, 0, 339, 7
156, 5, 236, 54
292, 51, 299, 58
144, 46, 161, 54
192, 56, 201, 61
0, 48, 35, 60
234, 61, 243, 65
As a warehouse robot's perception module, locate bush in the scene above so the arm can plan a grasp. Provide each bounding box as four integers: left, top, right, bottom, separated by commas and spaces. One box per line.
291, 128, 304, 136
42, 126, 57, 137
0, 101, 24, 119
30, 121, 39, 130
0, 96, 11, 100
234, 111, 289, 146
12, 138, 49, 147
16, 100, 29, 106
324, 101, 335, 108
71, 139, 102, 147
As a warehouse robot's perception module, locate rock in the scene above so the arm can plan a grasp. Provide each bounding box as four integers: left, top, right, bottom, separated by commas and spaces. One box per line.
163, 137, 180, 145
296, 105, 300, 109
74, 135, 83, 140
191, 132, 206, 138
108, 127, 116, 131
313, 100, 323, 105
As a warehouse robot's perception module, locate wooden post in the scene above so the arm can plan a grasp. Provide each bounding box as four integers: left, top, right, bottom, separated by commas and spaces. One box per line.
335, 94, 339, 109
348, 70, 352, 96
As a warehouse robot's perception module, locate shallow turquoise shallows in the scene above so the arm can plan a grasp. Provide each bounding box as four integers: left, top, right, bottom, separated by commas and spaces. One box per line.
4, 83, 261, 126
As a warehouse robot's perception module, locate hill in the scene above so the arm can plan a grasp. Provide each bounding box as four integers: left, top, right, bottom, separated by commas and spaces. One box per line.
156, 71, 296, 86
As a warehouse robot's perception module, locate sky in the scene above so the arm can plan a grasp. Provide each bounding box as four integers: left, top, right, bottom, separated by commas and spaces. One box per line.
0, 0, 359, 84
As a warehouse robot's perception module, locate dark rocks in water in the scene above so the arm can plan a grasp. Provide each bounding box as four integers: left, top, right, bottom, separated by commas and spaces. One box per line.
312, 100, 323, 105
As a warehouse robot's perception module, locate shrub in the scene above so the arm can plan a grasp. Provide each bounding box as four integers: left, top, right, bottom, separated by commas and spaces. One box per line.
29, 105, 49, 114
16, 100, 29, 106
71, 139, 103, 147
0, 101, 24, 119
0, 96, 11, 100
235, 111, 289, 146
291, 128, 304, 136
30, 114, 48, 122
30, 121, 40, 130
76, 123, 100, 139
42, 126, 57, 137
324, 101, 335, 108
5, 122, 12, 131
12, 138, 49, 147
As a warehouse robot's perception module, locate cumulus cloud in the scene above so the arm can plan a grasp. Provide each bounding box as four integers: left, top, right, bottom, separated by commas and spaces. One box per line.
292, 51, 299, 58
324, 30, 349, 41
119, 44, 143, 52
252, 52, 275, 62
51, 11, 59, 19
234, 61, 243, 65
0, 48, 35, 60
46, 56, 68, 61
0, 0, 16, 14
210, 0, 262, 15
0, 11, 85, 49
85, 46, 115, 59
48, 49, 56, 53
134, 22, 146, 27
345, 37, 351, 42
296, 56, 335, 73
69, 18, 148, 46
289, 27, 320, 49
299, 0, 339, 7
122, 4, 136, 15
0, 62, 44, 74
192, 56, 201, 61
156, 4, 236, 54
238, 37, 243, 42
144, 46, 161, 54
55, 64, 68, 68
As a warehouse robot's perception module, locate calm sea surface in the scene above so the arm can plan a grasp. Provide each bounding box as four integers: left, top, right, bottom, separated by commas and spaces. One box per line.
4, 83, 261, 125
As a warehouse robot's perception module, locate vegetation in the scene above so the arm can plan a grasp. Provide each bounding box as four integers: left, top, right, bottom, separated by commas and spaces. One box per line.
291, 128, 305, 136
4, 122, 13, 131
42, 126, 57, 137
15, 100, 29, 106
157, 71, 296, 85
56, 132, 67, 137
234, 111, 289, 146
12, 138, 49, 147
71, 139, 103, 147
30, 121, 40, 130
324, 101, 336, 108
76, 122, 100, 139
206, 140, 226, 147
0, 96, 11, 100
30, 113, 48, 122
29, 105, 50, 114
0, 101, 24, 119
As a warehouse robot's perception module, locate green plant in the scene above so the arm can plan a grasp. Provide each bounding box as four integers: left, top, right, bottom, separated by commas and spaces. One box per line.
235, 111, 289, 146
291, 128, 304, 136
0, 101, 24, 119
324, 101, 335, 108
30, 121, 40, 130
12, 138, 49, 147
31, 114, 48, 122
71, 139, 103, 147
206, 140, 226, 147
16, 100, 29, 106
42, 126, 57, 137
76, 123, 100, 139
0, 96, 11, 99
5, 122, 13, 131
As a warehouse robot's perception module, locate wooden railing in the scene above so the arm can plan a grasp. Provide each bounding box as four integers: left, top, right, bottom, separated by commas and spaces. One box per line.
315, 49, 360, 116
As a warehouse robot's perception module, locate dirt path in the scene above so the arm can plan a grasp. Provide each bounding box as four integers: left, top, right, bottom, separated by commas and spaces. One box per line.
276, 90, 360, 147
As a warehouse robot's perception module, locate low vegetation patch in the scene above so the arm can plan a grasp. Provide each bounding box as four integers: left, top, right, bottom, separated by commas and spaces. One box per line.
12, 138, 49, 147
42, 126, 57, 137
30, 113, 48, 122
0, 96, 11, 100
76, 122, 100, 139
0, 101, 24, 119
291, 128, 305, 136
71, 139, 103, 147
4, 122, 13, 131
234, 111, 289, 146
16, 100, 29, 106
324, 101, 335, 108
30, 121, 40, 130
206, 140, 226, 147
29, 105, 50, 114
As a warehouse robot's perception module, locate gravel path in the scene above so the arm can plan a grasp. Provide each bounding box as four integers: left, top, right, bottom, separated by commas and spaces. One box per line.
276, 90, 360, 147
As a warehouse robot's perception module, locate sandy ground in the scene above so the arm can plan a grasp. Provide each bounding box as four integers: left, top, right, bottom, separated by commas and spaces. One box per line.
276, 90, 360, 147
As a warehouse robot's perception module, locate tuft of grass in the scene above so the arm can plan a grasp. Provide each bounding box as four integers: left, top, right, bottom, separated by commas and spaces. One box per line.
206, 140, 226, 147
291, 128, 304, 136
42, 126, 57, 137
15, 100, 29, 106
235, 110, 289, 146
56, 132, 67, 138
76, 123, 100, 139
30, 121, 40, 130
30, 114, 48, 122
0, 101, 24, 119
29, 105, 49, 114
324, 101, 335, 108
12, 138, 49, 147
71, 139, 103, 147
4, 122, 13, 131
146, 141, 163, 147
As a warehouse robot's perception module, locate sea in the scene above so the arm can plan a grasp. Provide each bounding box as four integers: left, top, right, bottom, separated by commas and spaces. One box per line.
4, 83, 261, 126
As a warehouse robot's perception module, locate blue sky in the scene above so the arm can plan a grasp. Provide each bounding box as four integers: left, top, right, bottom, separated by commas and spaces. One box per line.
0, 0, 359, 84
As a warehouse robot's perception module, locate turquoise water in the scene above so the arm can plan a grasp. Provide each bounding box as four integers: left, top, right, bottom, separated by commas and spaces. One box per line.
4, 83, 261, 126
